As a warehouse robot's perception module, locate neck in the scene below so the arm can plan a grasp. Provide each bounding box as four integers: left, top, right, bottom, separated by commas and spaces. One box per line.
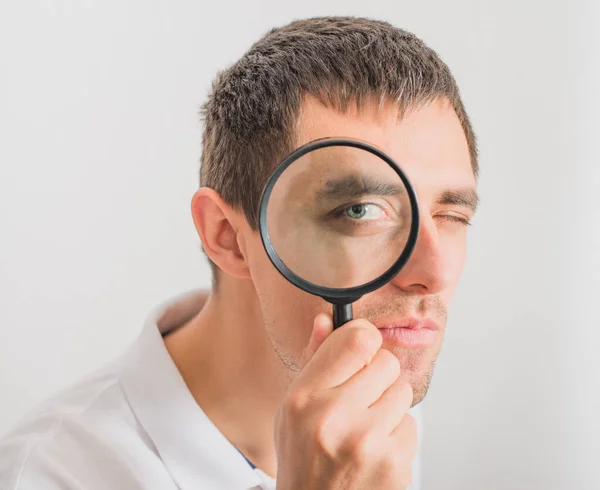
163, 277, 288, 477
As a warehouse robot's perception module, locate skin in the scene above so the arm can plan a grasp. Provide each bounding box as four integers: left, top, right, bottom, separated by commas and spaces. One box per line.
164, 95, 477, 481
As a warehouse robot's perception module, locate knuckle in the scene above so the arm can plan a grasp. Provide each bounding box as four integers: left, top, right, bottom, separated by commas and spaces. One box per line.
397, 382, 414, 407
403, 412, 416, 428
402, 413, 418, 442
346, 327, 381, 356
378, 349, 401, 377
284, 390, 309, 417
382, 444, 414, 488
346, 431, 379, 465
311, 407, 342, 458
312, 417, 333, 455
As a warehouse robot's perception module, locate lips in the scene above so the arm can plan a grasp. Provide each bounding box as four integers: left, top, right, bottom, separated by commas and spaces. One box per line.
375, 317, 440, 349
376, 318, 440, 331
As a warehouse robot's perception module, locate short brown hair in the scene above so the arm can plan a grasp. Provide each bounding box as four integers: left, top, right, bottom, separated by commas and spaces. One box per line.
199, 16, 478, 276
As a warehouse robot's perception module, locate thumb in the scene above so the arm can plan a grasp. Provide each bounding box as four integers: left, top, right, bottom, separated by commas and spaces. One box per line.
300, 313, 334, 367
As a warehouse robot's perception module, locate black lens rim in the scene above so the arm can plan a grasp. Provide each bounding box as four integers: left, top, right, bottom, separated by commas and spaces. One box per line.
258, 137, 420, 302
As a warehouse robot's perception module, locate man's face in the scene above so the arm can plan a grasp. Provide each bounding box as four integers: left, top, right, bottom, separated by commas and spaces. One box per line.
243, 96, 477, 405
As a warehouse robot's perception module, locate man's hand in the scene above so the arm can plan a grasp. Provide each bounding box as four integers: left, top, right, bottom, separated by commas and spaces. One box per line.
274, 313, 417, 490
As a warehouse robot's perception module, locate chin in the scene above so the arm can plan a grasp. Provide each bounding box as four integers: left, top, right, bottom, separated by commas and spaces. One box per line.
391, 346, 440, 407
410, 376, 433, 407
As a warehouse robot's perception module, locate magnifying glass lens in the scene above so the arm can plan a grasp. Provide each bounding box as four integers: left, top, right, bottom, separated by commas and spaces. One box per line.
265, 145, 413, 290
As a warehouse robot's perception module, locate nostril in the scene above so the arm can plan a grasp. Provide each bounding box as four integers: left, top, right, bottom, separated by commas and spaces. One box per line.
406, 283, 428, 293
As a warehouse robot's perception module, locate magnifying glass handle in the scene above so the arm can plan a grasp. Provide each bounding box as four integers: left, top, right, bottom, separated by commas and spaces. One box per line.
333, 303, 353, 329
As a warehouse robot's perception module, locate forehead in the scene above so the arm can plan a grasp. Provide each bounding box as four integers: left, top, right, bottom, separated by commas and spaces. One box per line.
296, 96, 476, 192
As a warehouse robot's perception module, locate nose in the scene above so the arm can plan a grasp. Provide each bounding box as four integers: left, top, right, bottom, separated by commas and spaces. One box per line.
390, 215, 450, 295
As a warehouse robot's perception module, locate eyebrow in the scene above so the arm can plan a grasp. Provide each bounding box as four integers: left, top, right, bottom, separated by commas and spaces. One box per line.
315, 174, 405, 203
437, 188, 479, 212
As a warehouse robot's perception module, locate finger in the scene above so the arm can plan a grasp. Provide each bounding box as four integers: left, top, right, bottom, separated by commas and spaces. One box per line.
300, 313, 334, 368
295, 319, 383, 393
389, 412, 418, 460
332, 348, 401, 410
369, 379, 414, 437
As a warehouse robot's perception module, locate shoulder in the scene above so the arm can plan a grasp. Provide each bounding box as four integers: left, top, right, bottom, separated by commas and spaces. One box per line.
0, 369, 170, 490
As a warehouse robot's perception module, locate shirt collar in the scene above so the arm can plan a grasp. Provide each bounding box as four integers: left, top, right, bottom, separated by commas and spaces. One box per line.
117, 289, 265, 490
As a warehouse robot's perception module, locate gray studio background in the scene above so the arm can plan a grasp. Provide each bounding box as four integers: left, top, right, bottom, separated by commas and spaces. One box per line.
1, 1, 598, 489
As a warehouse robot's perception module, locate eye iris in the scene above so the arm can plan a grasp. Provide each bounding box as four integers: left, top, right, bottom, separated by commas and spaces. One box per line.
347, 204, 367, 219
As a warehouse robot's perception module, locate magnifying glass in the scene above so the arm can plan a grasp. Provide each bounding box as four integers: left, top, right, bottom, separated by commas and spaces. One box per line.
259, 138, 420, 329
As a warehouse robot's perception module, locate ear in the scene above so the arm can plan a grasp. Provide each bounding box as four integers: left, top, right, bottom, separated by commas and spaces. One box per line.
191, 188, 251, 280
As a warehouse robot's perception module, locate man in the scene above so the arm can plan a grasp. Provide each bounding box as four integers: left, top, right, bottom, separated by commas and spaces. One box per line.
0, 16, 478, 489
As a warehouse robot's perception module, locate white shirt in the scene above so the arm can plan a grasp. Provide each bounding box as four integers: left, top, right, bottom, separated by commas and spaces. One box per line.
0, 290, 421, 490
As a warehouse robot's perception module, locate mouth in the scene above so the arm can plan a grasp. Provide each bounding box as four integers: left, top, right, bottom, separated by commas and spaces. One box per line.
374, 317, 440, 349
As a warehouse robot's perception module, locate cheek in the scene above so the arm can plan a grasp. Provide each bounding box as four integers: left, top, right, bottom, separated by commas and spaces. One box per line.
440, 230, 469, 298
246, 235, 329, 359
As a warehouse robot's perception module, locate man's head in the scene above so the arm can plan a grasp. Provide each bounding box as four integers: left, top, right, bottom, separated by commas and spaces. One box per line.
193, 17, 478, 405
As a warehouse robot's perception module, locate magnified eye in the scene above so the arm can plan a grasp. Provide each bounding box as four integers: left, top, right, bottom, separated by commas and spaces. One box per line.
325, 200, 401, 238
345, 203, 386, 220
